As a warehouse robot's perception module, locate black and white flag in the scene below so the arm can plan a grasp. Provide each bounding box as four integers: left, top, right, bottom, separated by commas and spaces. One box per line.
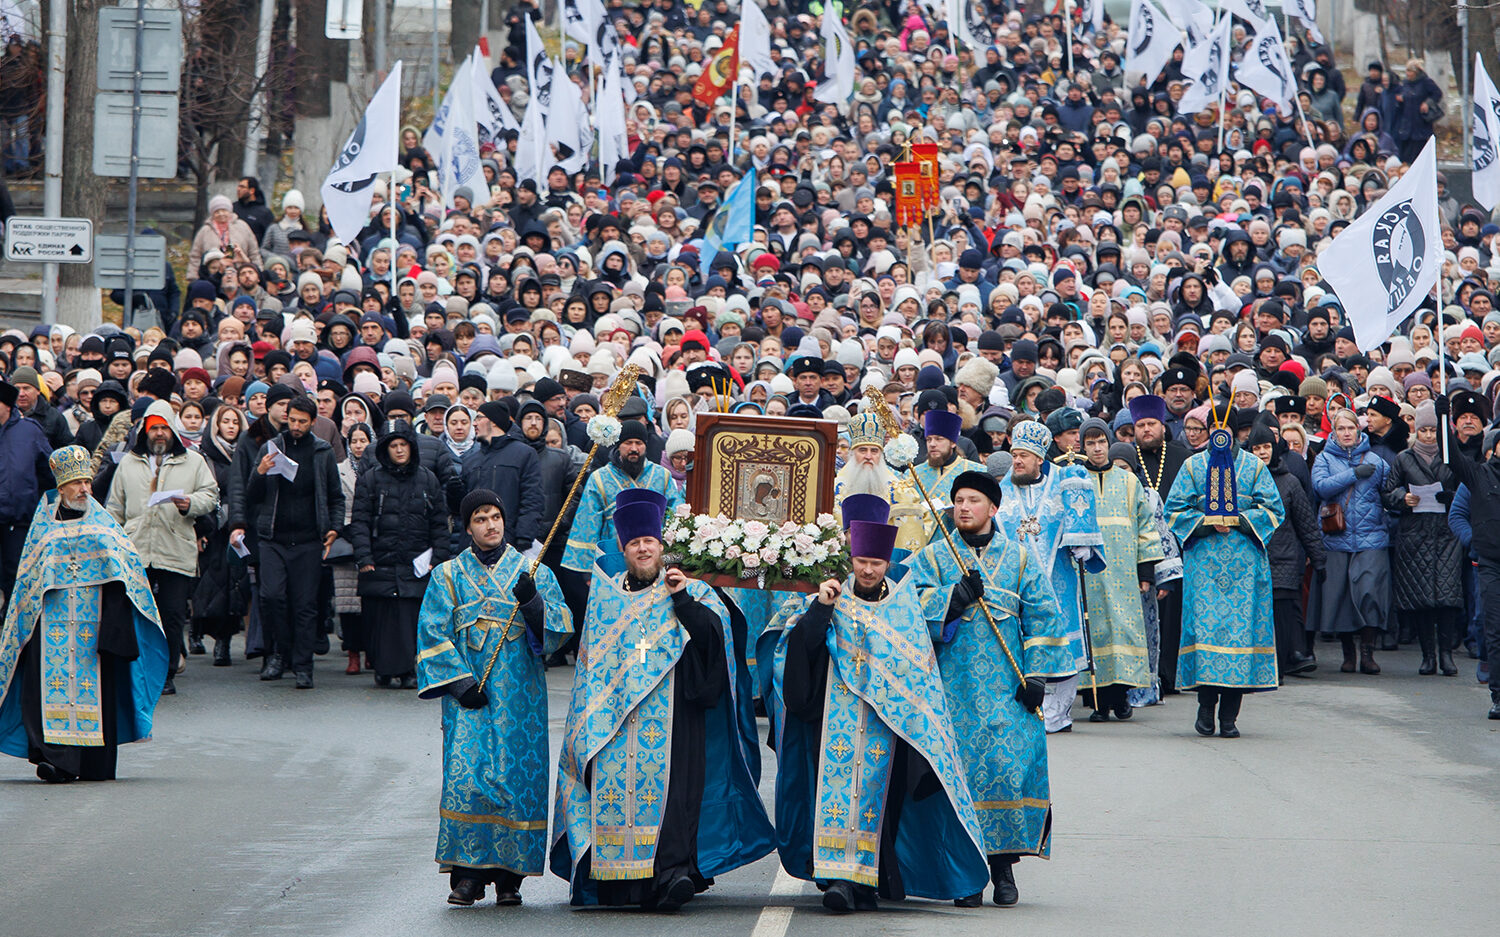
1473, 53, 1500, 211
321, 62, 402, 245
1322, 137, 1442, 351
1124, 0, 1180, 85
1178, 14, 1230, 114
1234, 21, 1296, 113
1283, 0, 1324, 43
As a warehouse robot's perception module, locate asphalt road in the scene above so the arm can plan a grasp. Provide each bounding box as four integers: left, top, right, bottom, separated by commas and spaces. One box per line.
2, 642, 1496, 937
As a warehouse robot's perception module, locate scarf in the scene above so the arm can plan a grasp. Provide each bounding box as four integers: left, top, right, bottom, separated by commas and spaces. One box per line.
1411, 437, 1439, 461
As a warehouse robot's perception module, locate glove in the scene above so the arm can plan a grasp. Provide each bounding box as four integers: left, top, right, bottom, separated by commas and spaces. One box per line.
1436, 490, 1453, 505
511, 571, 537, 605
951, 569, 985, 608
457, 684, 489, 709
1433, 393, 1450, 418
515, 537, 534, 551
1013, 676, 1045, 712
1315, 567, 1327, 584
1353, 463, 1375, 480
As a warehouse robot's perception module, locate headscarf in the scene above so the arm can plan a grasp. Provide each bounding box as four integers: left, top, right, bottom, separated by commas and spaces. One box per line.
443, 404, 475, 458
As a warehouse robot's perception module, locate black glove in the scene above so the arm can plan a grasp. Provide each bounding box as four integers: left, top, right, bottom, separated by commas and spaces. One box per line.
457, 684, 489, 709
1353, 463, 1375, 479
1433, 393, 1450, 417
951, 569, 985, 608
1315, 567, 1327, 584
1436, 490, 1453, 505
511, 571, 537, 605
1013, 676, 1045, 712
515, 537, 534, 551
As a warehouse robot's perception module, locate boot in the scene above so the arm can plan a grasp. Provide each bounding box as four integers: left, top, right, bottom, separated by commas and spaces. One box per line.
1359, 642, 1380, 675
1438, 614, 1459, 676
259, 654, 285, 681
447, 877, 485, 906
1194, 694, 1217, 737
1490, 690, 1500, 720
991, 857, 1019, 906
1218, 692, 1243, 738
1439, 647, 1458, 676
1339, 635, 1357, 673
161, 676, 176, 696
345, 651, 361, 675
822, 881, 857, 914
1417, 621, 1437, 675
294, 670, 314, 689
212, 639, 231, 667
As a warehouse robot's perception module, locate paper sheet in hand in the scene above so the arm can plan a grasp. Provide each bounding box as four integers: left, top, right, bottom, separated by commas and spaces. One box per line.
1408, 482, 1444, 514
413, 548, 434, 577
267, 442, 299, 481
231, 537, 251, 558
109, 449, 126, 463
148, 489, 184, 506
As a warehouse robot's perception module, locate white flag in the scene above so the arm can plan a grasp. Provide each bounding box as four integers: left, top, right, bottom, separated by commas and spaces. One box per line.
1234, 21, 1296, 113
1283, 0, 1324, 43
516, 17, 553, 186
422, 63, 462, 158
321, 61, 402, 245
598, 59, 629, 185
440, 56, 485, 208
1177, 15, 1231, 114
1322, 138, 1442, 352
562, 0, 600, 46
813, 7, 854, 104
472, 45, 519, 146
547, 65, 591, 174
1158, 0, 1213, 45
1221, 0, 1274, 31
1473, 54, 1500, 211
948, 0, 981, 50
1079, 0, 1104, 32
590, 6, 620, 70
1123, 0, 1180, 85
740, 0, 776, 80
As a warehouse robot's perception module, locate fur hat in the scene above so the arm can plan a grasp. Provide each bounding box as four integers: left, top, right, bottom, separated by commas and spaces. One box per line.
955, 357, 999, 399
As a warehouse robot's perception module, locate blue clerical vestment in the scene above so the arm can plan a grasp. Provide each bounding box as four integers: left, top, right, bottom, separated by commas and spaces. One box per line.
416, 547, 572, 877
0, 492, 165, 764
768, 570, 990, 900
908, 533, 1071, 857
995, 461, 1106, 671
561, 462, 683, 572
551, 557, 774, 903
1165, 446, 1284, 691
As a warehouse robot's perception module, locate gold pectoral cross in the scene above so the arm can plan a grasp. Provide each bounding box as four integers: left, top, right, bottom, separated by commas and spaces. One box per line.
634, 637, 654, 664
850, 646, 867, 677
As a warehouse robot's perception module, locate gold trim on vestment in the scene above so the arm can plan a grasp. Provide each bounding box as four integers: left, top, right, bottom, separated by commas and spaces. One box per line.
416, 640, 455, 662
1180, 643, 1274, 655
438, 808, 547, 830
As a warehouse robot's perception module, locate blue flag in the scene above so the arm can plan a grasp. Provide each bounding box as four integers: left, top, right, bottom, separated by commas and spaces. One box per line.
699, 168, 756, 278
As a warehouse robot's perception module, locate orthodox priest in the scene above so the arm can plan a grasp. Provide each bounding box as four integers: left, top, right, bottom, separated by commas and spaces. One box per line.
907, 471, 1071, 908
909, 409, 985, 540
1125, 394, 1191, 695
0, 445, 167, 782
995, 419, 1105, 733
1164, 415, 1284, 738
416, 489, 573, 907
552, 489, 773, 910
770, 518, 989, 913
1078, 418, 1163, 722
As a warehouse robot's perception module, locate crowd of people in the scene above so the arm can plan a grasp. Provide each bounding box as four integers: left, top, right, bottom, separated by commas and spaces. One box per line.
0, 0, 1493, 915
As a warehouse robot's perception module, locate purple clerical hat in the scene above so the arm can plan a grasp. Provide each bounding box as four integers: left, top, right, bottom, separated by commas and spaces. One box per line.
923, 408, 963, 443
1128, 393, 1168, 424
840, 493, 890, 531
848, 520, 897, 562
614, 489, 667, 547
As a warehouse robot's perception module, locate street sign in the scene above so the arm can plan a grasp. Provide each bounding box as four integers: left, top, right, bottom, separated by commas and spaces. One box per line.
4, 217, 94, 263
93, 93, 179, 178
97, 8, 183, 93
93, 233, 167, 290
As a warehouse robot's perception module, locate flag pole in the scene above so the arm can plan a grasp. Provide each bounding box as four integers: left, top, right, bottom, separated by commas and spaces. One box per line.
391, 62, 402, 303
727, 71, 738, 167
1290, 88, 1317, 151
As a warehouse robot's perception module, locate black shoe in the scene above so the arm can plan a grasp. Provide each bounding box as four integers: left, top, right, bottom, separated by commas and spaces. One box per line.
213, 640, 231, 666
399, 673, 418, 690
35, 762, 76, 783
314, 632, 330, 655
1194, 705, 1215, 737
260, 655, 285, 681
189, 637, 206, 655
992, 861, 1019, 906
1419, 654, 1437, 675
1284, 653, 1318, 676
161, 677, 176, 696
954, 893, 983, 908
1439, 649, 1458, 676
1490, 692, 1500, 720
544, 651, 570, 668
1113, 701, 1134, 720
294, 671, 314, 689
494, 888, 522, 907
374, 674, 392, 688
655, 873, 695, 912
822, 881, 856, 914
1088, 709, 1109, 723
1219, 721, 1240, 739
447, 878, 485, 906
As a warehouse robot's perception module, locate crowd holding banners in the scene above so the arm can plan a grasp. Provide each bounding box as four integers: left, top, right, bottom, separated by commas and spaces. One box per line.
0, 0, 1498, 917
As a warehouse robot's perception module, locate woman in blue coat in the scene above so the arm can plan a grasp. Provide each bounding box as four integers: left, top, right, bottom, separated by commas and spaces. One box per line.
1312, 409, 1392, 674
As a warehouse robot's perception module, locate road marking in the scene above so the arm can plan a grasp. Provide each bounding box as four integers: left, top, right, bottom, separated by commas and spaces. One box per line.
750, 866, 803, 937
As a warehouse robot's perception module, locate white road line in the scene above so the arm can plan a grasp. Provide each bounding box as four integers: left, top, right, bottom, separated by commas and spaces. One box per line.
749, 866, 803, 937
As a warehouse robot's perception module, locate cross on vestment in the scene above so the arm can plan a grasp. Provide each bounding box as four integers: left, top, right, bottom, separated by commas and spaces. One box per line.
634, 636, 654, 664
66, 561, 82, 576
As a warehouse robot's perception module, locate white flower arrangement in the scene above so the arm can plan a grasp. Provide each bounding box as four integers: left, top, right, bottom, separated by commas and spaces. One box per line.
663, 510, 848, 589
587, 414, 622, 446
884, 432, 919, 469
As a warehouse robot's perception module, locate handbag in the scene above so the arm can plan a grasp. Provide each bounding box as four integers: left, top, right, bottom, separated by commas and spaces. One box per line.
323, 536, 355, 563
1319, 458, 1361, 534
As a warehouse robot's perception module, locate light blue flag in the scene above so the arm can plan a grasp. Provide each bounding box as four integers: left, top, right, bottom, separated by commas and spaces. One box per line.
699, 167, 757, 278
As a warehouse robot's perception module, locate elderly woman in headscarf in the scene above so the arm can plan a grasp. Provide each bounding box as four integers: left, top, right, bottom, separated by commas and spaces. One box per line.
189, 194, 263, 275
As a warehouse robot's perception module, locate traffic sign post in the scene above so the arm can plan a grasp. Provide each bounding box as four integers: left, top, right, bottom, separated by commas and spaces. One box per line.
94, 234, 166, 291
4, 217, 94, 263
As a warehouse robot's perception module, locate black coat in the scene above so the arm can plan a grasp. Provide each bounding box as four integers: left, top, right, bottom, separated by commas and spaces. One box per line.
356, 429, 463, 514
1381, 449, 1463, 610
1267, 460, 1325, 591
351, 427, 450, 598
522, 431, 580, 561
459, 428, 544, 547
192, 435, 249, 621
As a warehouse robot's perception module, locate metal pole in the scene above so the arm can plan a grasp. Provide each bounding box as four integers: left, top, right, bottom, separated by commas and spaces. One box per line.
374, 0, 387, 74
124, 0, 146, 326
432, 0, 441, 114
244, 0, 276, 178
1461, 3, 1471, 161
40, 0, 65, 325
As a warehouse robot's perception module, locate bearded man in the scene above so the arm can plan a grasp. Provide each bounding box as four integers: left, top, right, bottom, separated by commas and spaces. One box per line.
0, 446, 168, 782
834, 411, 902, 512
1124, 394, 1190, 695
